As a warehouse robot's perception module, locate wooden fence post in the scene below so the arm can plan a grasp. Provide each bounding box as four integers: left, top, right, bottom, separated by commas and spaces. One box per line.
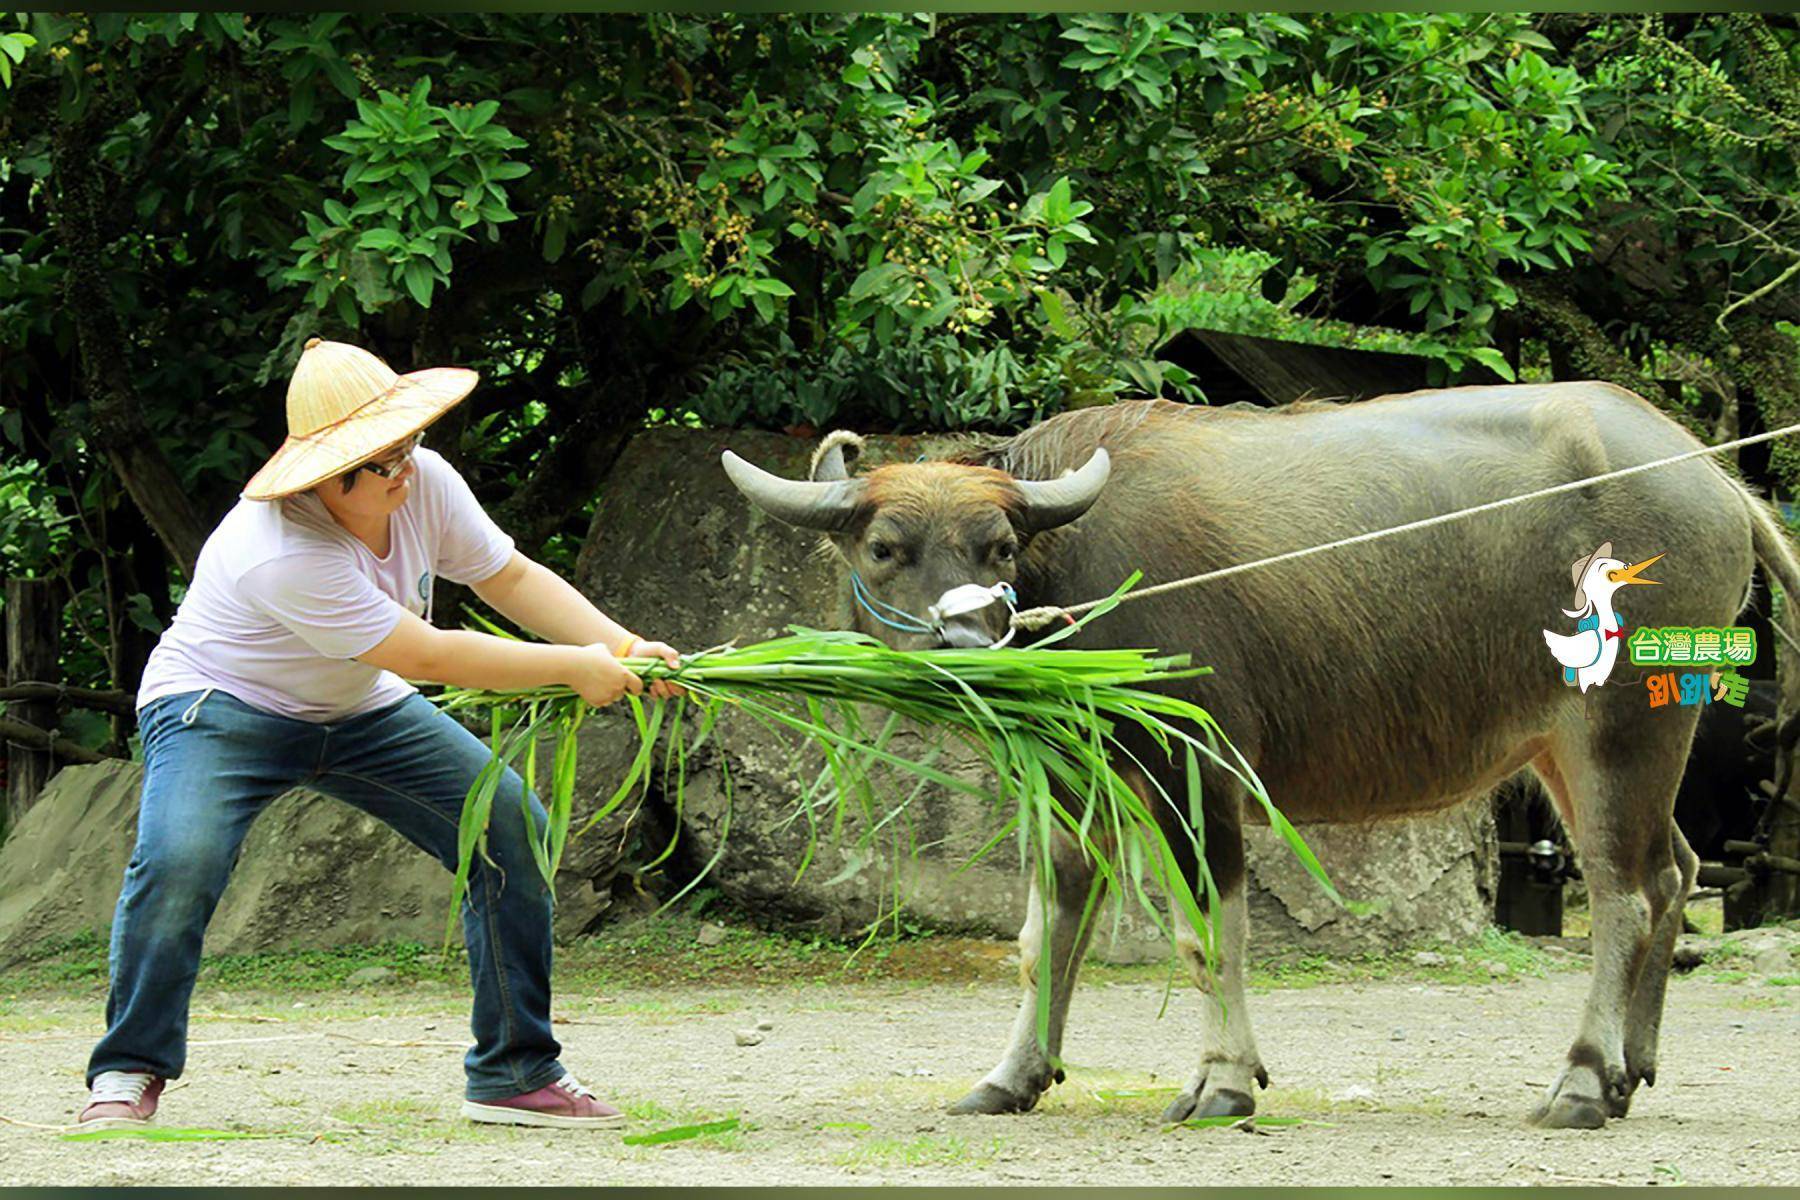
4, 577, 60, 837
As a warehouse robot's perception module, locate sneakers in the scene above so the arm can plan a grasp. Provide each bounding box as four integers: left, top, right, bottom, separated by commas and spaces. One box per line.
79, 1071, 165, 1130
77, 1068, 622, 1132
462, 1072, 625, 1129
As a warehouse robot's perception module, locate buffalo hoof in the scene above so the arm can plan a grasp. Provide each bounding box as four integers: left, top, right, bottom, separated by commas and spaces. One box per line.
1529, 1094, 1608, 1130
948, 1082, 1039, 1116
1162, 1087, 1255, 1124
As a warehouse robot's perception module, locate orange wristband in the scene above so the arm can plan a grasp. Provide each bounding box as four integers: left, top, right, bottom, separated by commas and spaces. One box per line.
614, 632, 641, 658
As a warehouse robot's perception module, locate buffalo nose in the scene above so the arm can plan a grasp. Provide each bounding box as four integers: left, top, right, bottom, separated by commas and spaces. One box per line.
937, 618, 997, 649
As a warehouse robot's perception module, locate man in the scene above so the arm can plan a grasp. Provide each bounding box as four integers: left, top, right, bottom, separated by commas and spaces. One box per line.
78, 337, 680, 1131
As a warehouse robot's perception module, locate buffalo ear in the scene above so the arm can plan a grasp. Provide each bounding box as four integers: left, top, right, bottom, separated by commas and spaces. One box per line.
722, 450, 866, 532
1014, 448, 1111, 533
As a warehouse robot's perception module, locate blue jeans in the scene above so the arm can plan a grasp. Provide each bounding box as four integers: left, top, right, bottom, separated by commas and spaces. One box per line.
85, 688, 566, 1101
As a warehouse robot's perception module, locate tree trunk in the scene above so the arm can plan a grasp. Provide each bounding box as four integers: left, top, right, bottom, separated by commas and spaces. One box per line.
1514, 278, 1662, 398
4, 578, 61, 837
51, 98, 209, 581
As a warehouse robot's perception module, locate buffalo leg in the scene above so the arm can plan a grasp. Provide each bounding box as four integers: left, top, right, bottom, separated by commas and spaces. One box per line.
1531, 710, 1696, 1129
1162, 811, 1267, 1123
948, 835, 1100, 1115
1620, 822, 1698, 1104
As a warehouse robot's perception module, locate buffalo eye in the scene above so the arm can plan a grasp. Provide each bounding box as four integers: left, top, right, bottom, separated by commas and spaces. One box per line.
995, 539, 1018, 562
869, 541, 894, 563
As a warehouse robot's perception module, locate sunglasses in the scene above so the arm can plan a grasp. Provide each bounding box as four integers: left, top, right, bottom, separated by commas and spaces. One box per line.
341, 434, 422, 490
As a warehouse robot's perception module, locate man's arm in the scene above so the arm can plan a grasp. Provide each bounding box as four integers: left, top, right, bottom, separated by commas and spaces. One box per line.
357, 610, 642, 706
469, 550, 684, 697
471, 551, 634, 649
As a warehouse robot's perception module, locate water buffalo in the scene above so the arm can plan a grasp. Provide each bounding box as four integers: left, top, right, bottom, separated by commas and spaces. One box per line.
722, 383, 1799, 1129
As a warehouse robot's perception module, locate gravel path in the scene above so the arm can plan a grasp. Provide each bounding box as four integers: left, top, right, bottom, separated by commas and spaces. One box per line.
3, 961, 1795, 1186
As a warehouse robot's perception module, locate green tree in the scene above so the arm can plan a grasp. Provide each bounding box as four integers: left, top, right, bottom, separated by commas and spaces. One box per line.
1, 11, 1794, 720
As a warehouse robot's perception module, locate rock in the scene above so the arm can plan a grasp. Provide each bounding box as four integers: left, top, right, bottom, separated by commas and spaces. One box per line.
1483, 959, 1512, 977
1411, 951, 1448, 968
1751, 948, 1793, 976
696, 922, 729, 947
755, 1018, 775, 1031
345, 966, 395, 987
734, 1029, 765, 1047
571, 426, 1500, 955
1390, 1027, 1407, 1042
0, 719, 650, 967
1333, 1085, 1376, 1102
1672, 937, 1707, 972
0, 430, 1506, 963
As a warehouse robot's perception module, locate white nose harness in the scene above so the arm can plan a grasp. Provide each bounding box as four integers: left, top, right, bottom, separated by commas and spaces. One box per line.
926, 581, 1020, 649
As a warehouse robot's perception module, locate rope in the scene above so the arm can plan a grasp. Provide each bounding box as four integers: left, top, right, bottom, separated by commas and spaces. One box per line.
1013, 417, 1800, 632
1767, 614, 1800, 659
850, 571, 934, 634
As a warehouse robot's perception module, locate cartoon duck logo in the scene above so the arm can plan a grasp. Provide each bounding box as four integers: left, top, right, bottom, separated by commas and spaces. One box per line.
1542, 542, 1663, 692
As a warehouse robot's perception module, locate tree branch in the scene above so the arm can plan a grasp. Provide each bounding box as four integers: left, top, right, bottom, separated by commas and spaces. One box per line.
1718, 257, 1800, 333
0, 682, 136, 718
0, 715, 115, 765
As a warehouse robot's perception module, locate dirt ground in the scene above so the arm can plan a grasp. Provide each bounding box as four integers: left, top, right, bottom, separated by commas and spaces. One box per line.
3, 928, 1797, 1188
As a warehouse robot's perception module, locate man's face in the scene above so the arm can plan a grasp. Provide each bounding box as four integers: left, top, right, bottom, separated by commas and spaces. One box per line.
319, 437, 419, 519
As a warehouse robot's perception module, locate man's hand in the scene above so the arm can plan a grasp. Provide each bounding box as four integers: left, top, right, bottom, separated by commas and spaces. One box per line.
629, 641, 687, 701
569, 644, 645, 708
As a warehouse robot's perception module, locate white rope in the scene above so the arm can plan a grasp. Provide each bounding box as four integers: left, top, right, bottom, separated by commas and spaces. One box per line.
1013, 417, 1800, 631
1769, 611, 1800, 659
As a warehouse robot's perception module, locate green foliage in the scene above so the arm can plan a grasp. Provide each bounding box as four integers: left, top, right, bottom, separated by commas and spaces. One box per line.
688, 334, 1167, 433
2, 11, 1796, 701
287, 78, 530, 321
0, 27, 34, 89
1146, 247, 1514, 377
0, 462, 74, 572
438, 589, 1337, 982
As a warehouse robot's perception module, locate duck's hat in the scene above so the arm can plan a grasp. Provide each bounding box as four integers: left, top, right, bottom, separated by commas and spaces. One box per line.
1569, 541, 1612, 609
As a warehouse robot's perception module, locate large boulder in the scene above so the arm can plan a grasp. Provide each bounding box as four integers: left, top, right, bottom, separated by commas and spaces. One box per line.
0, 719, 650, 968
0, 427, 1498, 963
573, 427, 1497, 955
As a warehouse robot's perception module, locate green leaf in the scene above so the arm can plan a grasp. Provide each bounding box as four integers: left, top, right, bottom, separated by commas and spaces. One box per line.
622, 1118, 740, 1147
848, 262, 906, 302
402, 259, 435, 307
357, 228, 406, 252
1467, 346, 1517, 382
62, 1127, 274, 1143
1034, 287, 1074, 339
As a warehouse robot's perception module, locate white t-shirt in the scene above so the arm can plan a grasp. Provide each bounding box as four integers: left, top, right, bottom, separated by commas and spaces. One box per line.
137, 446, 515, 723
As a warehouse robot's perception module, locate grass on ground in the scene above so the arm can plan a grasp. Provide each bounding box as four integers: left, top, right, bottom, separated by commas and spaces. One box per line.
7, 901, 1789, 1009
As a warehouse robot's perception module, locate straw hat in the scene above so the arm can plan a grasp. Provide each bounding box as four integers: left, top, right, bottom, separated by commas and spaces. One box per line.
241, 337, 479, 500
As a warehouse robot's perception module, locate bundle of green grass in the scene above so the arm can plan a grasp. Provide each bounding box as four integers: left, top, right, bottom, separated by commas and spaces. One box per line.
437, 580, 1334, 972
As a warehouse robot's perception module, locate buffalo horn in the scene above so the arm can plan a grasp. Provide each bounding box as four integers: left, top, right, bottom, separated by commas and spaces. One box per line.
721, 450, 864, 532
1014, 448, 1112, 532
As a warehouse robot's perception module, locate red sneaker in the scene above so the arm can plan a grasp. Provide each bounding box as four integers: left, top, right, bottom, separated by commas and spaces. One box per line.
79, 1071, 165, 1131
462, 1073, 625, 1129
